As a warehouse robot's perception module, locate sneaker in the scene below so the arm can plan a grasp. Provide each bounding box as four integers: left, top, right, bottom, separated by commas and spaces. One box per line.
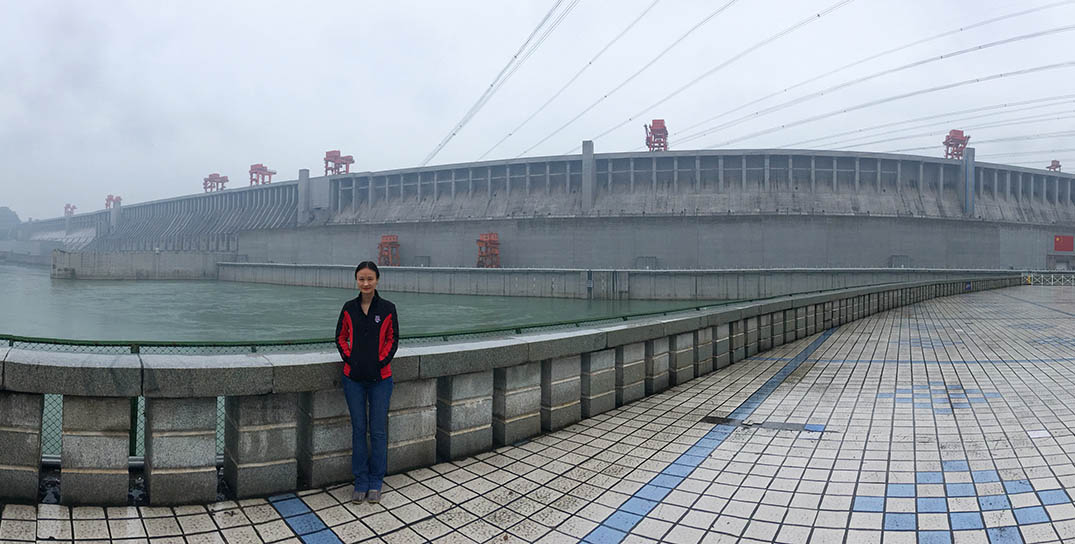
367, 489, 381, 504
352, 489, 366, 503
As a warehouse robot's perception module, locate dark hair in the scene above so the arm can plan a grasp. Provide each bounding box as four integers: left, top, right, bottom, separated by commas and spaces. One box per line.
355, 261, 380, 279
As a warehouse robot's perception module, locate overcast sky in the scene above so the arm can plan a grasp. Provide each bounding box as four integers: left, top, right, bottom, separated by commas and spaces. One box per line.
3, 0, 1075, 220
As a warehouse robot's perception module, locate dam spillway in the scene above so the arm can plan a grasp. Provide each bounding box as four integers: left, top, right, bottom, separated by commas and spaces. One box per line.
14, 146, 1075, 270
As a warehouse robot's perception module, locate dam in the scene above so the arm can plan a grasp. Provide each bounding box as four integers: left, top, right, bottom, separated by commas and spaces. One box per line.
9, 144, 1075, 272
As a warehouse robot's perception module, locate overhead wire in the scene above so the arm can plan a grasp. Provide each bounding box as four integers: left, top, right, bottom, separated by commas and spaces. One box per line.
420, 0, 574, 166
828, 111, 1075, 150
676, 24, 1075, 147
779, 94, 1075, 148
672, 0, 1075, 142
513, 0, 743, 158
568, 0, 857, 154
888, 129, 1075, 153
477, 0, 662, 161
703, 61, 1075, 149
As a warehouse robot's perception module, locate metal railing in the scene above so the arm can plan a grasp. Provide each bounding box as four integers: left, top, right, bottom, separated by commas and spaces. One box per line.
1023, 271, 1075, 286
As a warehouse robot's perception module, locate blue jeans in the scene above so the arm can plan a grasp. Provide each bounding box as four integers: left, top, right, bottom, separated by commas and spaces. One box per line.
342, 375, 393, 492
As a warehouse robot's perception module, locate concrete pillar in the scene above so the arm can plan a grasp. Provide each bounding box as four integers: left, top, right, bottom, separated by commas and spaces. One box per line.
493, 363, 540, 446
771, 312, 785, 348
730, 320, 745, 363
468, 168, 473, 197
525, 163, 532, 195
745, 316, 759, 357
296, 389, 351, 489
672, 157, 679, 192
694, 156, 701, 191
545, 162, 551, 195
741, 156, 747, 191
436, 371, 492, 459
784, 310, 796, 343
541, 356, 581, 431
759, 314, 772, 351
61, 396, 130, 505
629, 158, 635, 192
109, 200, 121, 232
694, 327, 714, 376
582, 140, 595, 208
763, 155, 770, 192
487, 166, 492, 198
224, 393, 300, 499
896, 161, 902, 193
651, 157, 657, 192
714, 324, 731, 369
853, 157, 860, 192
788, 155, 794, 189
669, 333, 695, 386
810, 156, 816, 193
939, 164, 945, 197
796, 307, 807, 338
823, 302, 833, 329
718, 155, 725, 192
581, 349, 615, 417
0, 392, 43, 501
806, 304, 817, 334
145, 397, 217, 505
352, 179, 360, 210
615, 343, 646, 406
644, 338, 670, 394
64, 215, 72, 235
918, 162, 924, 196
962, 147, 976, 216
387, 379, 436, 473
876, 159, 882, 191
1004, 170, 1011, 201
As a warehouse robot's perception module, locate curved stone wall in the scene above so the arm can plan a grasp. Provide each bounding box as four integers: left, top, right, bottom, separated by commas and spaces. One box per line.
0, 275, 1020, 505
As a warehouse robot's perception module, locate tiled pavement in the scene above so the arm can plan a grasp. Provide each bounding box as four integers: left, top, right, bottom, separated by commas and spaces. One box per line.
5, 285, 1075, 544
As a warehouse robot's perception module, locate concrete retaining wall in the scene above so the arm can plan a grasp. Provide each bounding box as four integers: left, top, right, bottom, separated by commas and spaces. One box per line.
51, 250, 239, 280
0, 275, 1022, 504
219, 262, 1016, 300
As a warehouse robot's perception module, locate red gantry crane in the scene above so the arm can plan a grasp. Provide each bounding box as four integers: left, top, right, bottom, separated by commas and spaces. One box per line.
249, 164, 277, 186
377, 235, 400, 266
64, 204, 77, 216
203, 173, 229, 192
324, 150, 355, 176
645, 119, 669, 152
104, 195, 122, 209
943, 129, 970, 159
476, 232, 500, 268
1047, 160, 1062, 172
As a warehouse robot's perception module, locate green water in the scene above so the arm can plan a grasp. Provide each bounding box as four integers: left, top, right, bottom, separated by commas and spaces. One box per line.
0, 264, 710, 342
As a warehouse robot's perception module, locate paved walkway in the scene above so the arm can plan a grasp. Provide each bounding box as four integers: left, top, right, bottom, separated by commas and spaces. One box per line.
4, 285, 1075, 544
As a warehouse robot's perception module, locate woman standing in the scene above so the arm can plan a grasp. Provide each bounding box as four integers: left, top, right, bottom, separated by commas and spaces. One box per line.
334, 261, 399, 503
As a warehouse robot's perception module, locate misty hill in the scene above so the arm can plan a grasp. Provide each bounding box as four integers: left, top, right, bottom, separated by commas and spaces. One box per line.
0, 207, 20, 239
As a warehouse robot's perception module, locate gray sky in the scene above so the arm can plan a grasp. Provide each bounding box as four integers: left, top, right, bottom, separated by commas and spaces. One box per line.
3, 0, 1075, 220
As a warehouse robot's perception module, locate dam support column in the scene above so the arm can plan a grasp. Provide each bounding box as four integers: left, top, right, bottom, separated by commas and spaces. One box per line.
582, 140, 595, 209
0, 391, 43, 501
961, 147, 976, 217
298, 169, 311, 224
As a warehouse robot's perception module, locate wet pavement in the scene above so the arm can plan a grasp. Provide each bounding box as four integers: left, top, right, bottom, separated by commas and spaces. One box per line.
4, 285, 1075, 544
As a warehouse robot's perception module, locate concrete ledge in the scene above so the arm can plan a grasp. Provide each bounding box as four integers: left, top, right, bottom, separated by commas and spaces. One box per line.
143, 354, 272, 398
615, 343, 645, 406
669, 333, 695, 386
387, 378, 436, 473
645, 339, 670, 395
4, 351, 140, 397
265, 352, 342, 394
437, 371, 492, 459
415, 340, 528, 378
146, 397, 217, 505
542, 356, 580, 431
581, 349, 615, 418
493, 362, 540, 446
694, 328, 714, 376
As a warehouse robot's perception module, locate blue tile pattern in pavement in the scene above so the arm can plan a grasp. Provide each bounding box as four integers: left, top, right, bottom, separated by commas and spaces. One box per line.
269, 492, 342, 544
581, 328, 838, 544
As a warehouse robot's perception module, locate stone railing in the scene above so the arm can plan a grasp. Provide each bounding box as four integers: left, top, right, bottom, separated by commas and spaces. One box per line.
0, 275, 1022, 505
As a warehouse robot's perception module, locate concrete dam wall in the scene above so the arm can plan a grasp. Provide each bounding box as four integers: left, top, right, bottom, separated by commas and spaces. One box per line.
18, 146, 1075, 271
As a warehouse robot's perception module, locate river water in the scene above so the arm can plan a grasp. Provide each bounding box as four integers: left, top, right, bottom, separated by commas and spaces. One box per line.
0, 264, 708, 342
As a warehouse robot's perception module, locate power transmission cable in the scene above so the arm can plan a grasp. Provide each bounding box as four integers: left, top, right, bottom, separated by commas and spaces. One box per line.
829, 111, 1075, 150
780, 94, 1075, 148
888, 129, 1075, 153
513, 0, 742, 158
980, 147, 1075, 158
567, 0, 856, 154
704, 61, 1075, 149
496, 0, 581, 90
676, 24, 1075, 147
420, 0, 573, 166
672, 0, 1075, 141
477, 0, 662, 160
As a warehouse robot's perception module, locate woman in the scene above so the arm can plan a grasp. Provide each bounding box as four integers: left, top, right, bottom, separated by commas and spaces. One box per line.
334, 261, 399, 503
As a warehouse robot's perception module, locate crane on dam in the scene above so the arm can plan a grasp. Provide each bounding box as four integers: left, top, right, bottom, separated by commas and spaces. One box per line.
645, 119, 669, 152
203, 173, 228, 192
476, 232, 500, 268
249, 164, 277, 186
377, 235, 400, 266
943, 129, 970, 160
63, 204, 76, 217
324, 150, 355, 176
104, 195, 122, 209
1047, 160, 1062, 172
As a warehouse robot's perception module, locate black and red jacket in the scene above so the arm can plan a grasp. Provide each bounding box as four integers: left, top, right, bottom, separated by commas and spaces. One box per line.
335, 291, 399, 382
